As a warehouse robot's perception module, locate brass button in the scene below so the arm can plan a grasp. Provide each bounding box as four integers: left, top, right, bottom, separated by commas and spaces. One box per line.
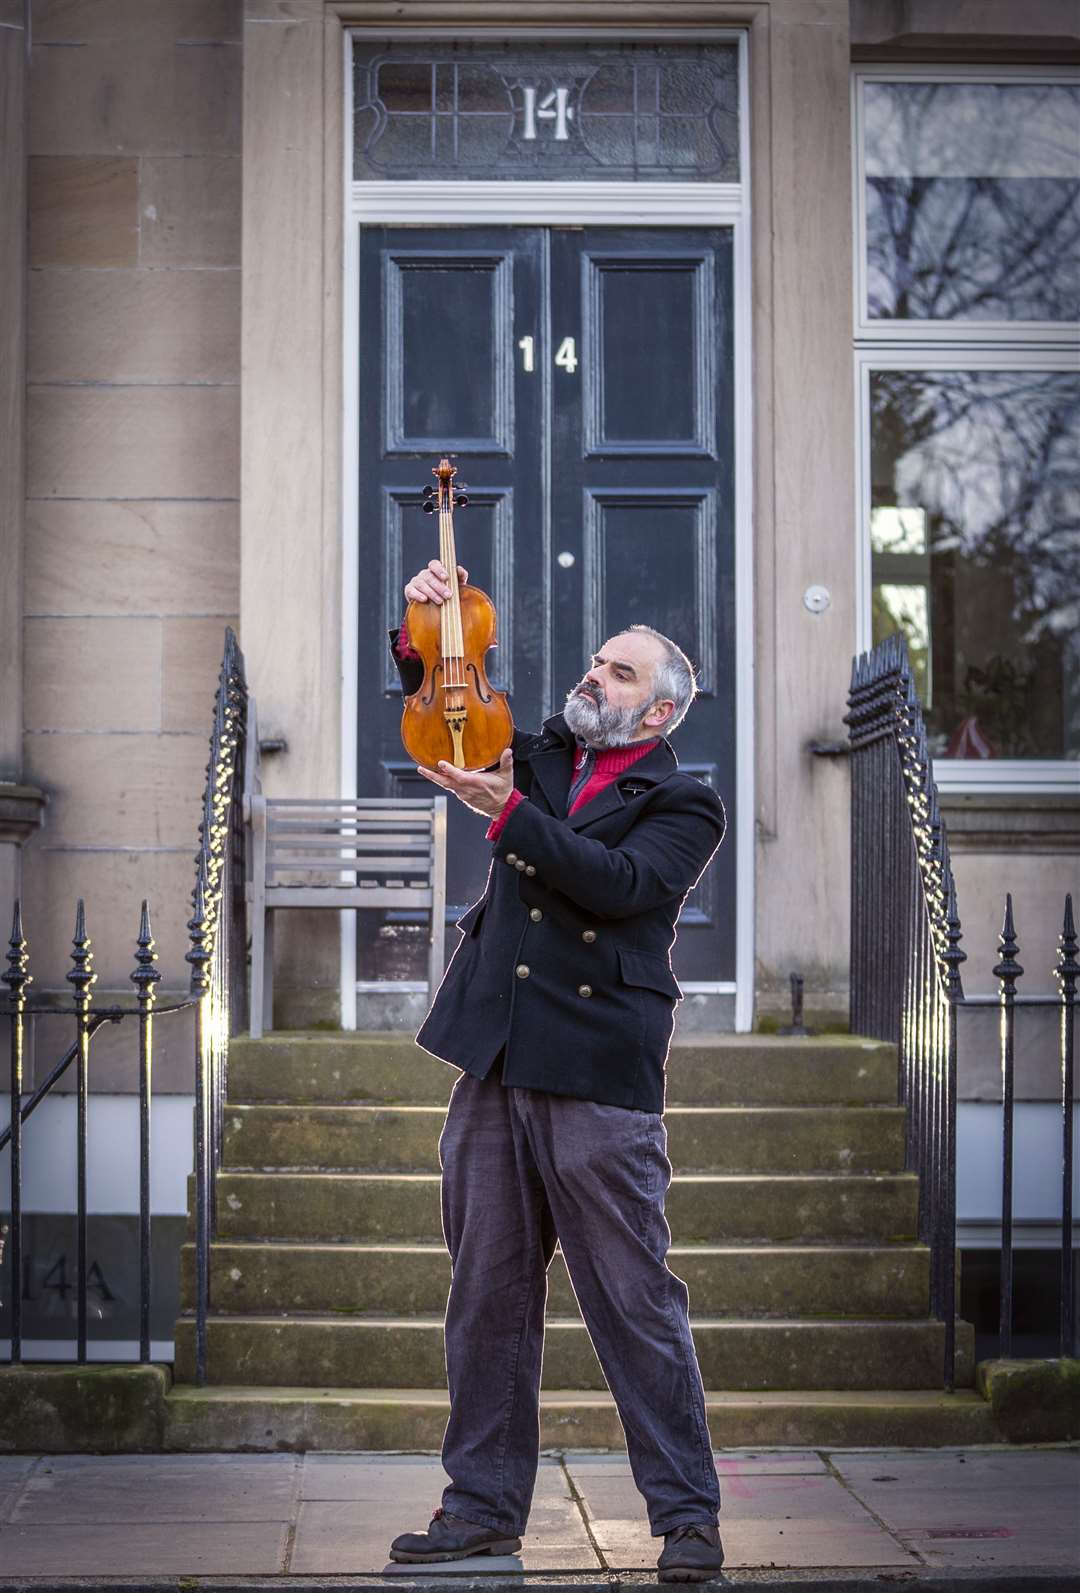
515, 963, 530, 979
515, 858, 527, 871
505, 852, 517, 865
578, 983, 593, 998
529, 908, 543, 923
582, 930, 597, 943
525, 865, 536, 876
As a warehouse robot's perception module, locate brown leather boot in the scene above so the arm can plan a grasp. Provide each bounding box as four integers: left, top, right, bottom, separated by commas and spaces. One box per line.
657, 1520, 725, 1583
388, 1505, 522, 1563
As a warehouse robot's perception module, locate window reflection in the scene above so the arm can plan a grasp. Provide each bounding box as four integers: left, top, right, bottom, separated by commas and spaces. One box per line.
869, 369, 1080, 759
864, 82, 1080, 322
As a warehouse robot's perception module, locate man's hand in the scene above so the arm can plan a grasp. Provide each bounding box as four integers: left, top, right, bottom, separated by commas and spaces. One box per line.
405, 559, 468, 606
417, 746, 514, 819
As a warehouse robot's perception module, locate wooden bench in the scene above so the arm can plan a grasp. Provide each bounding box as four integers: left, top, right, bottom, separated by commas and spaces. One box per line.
246, 793, 448, 1038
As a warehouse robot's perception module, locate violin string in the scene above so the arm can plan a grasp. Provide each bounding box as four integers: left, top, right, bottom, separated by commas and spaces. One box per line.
440, 503, 463, 693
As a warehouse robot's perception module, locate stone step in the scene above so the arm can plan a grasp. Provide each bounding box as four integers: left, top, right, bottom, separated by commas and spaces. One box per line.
180, 1239, 931, 1319
221, 1103, 908, 1175
226, 1032, 898, 1107
163, 1385, 996, 1451
193, 1170, 919, 1244
171, 1314, 974, 1391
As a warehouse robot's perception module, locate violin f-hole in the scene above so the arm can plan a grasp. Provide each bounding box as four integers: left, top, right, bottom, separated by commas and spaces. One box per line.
421, 658, 442, 707
466, 661, 493, 704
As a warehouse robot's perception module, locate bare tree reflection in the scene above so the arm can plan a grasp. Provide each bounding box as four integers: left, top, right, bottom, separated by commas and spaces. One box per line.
865, 82, 1080, 322
871, 370, 1080, 758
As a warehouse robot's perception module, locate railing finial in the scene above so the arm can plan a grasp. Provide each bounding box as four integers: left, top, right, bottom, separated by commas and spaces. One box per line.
3, 899, 32, 999
131, 898, 162, 1000
1058, 894, 1078, 995
993, 893, 1024, 990
66, 898, 97, 1002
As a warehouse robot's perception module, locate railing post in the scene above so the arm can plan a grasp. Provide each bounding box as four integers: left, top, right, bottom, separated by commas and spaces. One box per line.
131, 900, 161, 1363
66, 900, 96, 1363
187, 876, 211, 1388
3, 902, 32, 1364
993, 894, 1023, 1360
942, 873, 965, 1392
1057, 894, 1076, 1359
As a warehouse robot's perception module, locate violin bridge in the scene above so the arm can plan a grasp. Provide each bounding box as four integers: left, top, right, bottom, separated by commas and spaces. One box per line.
445, 711, 467, 769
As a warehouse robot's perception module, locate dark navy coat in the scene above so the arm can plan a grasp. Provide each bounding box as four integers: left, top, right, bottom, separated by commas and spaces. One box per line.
389, 633, 727, 1112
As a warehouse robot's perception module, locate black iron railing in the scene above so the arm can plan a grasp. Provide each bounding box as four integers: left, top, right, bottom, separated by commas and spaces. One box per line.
847, 634, 964, 1388
2, 629, 248, 1380
847, 634, 1077, 1381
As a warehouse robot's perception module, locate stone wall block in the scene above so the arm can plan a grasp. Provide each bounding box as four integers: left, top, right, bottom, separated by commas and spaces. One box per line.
139, 155, 242, 267
29, 36, 241, 156
24, 616, 161, 732
28, 156, 138, 266
25, 501, 240, 618
33, 0, 241, 41
22, 732, 209, 849
163, 615, 241, 733
29, 267, 241, 383
952, 851, 1080, 999
18, 844, 200, 988
30, 997, 197, 1095
28, 385, 240, 499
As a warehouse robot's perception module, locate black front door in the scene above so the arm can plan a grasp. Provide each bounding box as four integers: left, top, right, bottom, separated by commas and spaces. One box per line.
357, 224, 735, 984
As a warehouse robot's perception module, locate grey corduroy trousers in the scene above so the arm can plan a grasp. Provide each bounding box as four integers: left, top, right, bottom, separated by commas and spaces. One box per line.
436, 1055, 721, 1538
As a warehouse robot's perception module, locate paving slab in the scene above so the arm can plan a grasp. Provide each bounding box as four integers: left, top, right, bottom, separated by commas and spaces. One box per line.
0, 1447, 1074, 1584
0, 1520, 290, 1576
292, 1458, 601, 1575
300, 1453, 452, 1501
829, 1448, 1080, 1573
9, 1452, 301, 1524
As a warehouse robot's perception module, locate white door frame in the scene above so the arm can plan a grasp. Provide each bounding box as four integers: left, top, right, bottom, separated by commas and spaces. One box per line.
339, 27, 756, 1032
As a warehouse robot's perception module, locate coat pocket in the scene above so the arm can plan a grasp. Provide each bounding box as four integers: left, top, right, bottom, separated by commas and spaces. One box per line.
454, 898, 488, 938
616, 946, 683, 1002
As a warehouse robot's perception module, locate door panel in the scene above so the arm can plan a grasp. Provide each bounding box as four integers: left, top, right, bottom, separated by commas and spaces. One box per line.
358, 223, 735, 985
551, 226, 735, 981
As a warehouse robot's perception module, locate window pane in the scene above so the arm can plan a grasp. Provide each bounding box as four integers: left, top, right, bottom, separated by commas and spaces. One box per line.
869, 369, 1080, 760
864, 81, 1080, 323
353, 41, 739, 182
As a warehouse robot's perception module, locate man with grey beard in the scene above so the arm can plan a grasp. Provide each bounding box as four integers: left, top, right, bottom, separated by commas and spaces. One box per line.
387, 558, 727, 1583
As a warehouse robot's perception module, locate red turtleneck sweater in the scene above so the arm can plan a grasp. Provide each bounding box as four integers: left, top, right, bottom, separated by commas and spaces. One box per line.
395, 622, 658, 839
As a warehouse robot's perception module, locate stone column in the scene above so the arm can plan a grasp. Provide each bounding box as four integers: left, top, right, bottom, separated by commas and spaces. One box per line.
0, 2, 47, 912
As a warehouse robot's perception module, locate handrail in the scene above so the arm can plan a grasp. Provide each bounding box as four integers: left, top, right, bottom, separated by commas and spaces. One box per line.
846, 633, 964, 1389
2, 628, 248, 1377
846, 633, 1076, 1378
185, 626, 249, 1385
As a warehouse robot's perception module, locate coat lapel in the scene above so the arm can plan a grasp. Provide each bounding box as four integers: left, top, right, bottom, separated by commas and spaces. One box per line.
524, 718, 681, 831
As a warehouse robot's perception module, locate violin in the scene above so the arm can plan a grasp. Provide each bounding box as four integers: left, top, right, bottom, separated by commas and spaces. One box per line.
400, 458, 515, 773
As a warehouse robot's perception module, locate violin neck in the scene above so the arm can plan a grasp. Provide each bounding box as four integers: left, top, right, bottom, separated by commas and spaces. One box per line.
438, 505, 465, 660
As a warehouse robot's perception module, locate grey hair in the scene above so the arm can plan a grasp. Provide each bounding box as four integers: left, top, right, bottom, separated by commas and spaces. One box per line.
626, 624, 698, 734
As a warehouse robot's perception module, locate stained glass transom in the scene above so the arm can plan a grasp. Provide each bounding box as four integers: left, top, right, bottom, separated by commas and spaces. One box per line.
352, 41, 740, 182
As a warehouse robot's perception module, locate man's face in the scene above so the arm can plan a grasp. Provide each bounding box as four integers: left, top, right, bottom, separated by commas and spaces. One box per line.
563, 631, 674, 749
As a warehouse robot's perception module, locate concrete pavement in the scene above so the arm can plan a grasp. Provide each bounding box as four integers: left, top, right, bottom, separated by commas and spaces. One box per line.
0, 1447, 1076, 1587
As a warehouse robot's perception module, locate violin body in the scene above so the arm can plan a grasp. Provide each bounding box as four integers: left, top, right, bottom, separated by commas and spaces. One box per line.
400, 457, 515, 773
401, 582, 514, 772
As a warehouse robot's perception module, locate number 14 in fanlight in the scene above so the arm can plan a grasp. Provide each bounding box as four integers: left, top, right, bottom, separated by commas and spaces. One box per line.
517, 336, 578, 374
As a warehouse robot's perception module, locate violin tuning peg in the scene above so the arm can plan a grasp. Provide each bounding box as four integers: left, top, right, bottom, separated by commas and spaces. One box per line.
455, 493, 469, 508
422, 500, 436, 514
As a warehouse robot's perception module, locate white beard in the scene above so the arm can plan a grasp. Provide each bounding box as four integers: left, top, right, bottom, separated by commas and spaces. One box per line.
563, 685, 649, 749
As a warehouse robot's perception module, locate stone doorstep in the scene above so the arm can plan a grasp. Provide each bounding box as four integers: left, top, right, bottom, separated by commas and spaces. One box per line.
226, 1033, 900, 1109
0, 1366, 1019, 1454
220, 1103, 910, 1176
192, 1171, 921, 1246
177, 1240, 934, 1321
169, 1316, 975, 1393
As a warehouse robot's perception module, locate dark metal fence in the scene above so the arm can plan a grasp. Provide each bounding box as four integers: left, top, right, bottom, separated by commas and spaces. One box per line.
847, 634, 1077, 1382
2, 629, 248, 1379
